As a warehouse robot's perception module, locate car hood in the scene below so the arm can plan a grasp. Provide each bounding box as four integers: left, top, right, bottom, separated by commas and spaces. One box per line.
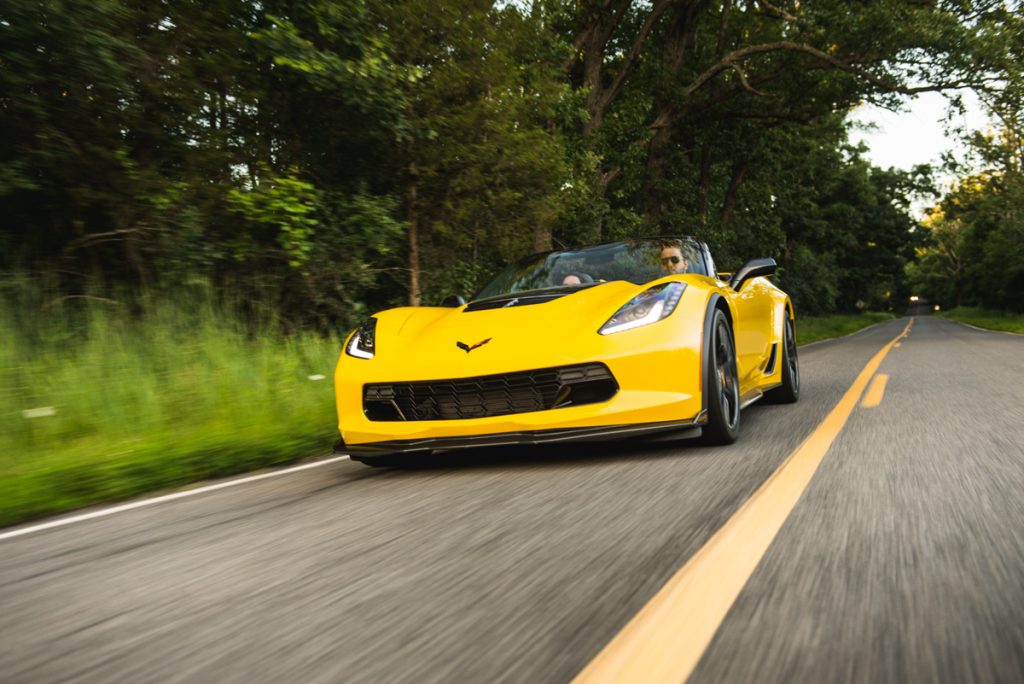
356, 280, 655, 380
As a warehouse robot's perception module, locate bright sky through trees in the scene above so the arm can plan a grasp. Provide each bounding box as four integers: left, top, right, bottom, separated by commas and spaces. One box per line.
850, 90, 992, 203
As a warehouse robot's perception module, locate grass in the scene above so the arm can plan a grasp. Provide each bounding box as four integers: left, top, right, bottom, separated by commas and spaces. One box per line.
796, 311, 895, 346
0, 284, 341, 527
940, 307, 1024, 334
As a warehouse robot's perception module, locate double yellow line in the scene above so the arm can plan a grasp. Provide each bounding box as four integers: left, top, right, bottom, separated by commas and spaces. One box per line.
574, 318, 914, 683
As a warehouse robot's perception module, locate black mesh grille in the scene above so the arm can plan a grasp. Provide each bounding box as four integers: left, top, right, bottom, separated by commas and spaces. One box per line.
364, 363, 617, 421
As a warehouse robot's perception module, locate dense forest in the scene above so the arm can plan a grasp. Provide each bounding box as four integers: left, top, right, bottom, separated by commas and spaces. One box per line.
2, 0, 1022, 326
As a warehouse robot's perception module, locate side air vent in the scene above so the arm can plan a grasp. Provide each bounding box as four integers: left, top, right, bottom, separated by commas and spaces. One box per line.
764, 343, 778, 375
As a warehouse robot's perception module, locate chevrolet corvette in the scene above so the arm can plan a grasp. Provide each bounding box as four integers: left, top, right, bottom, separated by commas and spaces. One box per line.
334, 237, 799, 465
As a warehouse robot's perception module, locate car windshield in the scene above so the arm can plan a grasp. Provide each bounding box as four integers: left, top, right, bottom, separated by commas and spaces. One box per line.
474, 238, 704, 300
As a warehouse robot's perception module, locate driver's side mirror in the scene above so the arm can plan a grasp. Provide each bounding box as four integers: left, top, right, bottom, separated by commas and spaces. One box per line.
729, 258, 776, 291
440, 294, 466, 307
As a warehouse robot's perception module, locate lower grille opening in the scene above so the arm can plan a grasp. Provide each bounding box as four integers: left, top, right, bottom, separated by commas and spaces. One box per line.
364, 363, 618, 421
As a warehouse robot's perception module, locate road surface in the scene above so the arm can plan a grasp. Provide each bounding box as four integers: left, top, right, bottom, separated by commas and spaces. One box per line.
1, 316, 1022, 683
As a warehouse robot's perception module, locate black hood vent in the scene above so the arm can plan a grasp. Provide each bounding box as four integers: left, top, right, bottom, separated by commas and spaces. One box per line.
464, 284, 598, 312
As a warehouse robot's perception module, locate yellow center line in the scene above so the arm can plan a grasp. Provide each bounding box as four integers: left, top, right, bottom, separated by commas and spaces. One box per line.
860, 374, 889, 408
572, 318, 914, 684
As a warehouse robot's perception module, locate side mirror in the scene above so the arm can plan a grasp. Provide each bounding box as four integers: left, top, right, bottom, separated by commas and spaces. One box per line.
440, 294, 466, 307
729, 258, 776, 291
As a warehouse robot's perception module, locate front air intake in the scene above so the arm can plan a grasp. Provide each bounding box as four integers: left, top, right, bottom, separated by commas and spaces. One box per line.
363, 363, 618, 421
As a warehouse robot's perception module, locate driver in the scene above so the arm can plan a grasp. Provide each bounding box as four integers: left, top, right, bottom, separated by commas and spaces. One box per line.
659, 242, 689, 275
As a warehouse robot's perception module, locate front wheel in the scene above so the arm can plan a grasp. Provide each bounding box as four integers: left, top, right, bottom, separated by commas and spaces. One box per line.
702, 309, 741, 445
764, 316, 800, 404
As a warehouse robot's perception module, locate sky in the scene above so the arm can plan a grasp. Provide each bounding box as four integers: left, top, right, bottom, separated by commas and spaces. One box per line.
848, 90, 993, 215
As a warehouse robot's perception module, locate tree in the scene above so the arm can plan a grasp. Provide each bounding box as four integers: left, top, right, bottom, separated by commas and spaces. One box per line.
0, 0, 144, 275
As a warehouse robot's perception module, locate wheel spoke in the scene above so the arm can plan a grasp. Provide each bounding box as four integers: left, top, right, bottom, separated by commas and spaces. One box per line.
787, 321, 799, 387
713, 320, 739, 427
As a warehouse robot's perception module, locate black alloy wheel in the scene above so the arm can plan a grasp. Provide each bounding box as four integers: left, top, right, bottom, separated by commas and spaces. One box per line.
765, 315, 800, 404
702, 309, 741, 444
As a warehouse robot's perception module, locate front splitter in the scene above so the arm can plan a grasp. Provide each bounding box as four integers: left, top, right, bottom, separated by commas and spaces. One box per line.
335, 415, 706, 455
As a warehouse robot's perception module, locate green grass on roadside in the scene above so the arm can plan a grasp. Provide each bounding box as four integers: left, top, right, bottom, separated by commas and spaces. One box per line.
940, 307, 1024, 334
0, 286, 342, 528
796, 311, 895, 346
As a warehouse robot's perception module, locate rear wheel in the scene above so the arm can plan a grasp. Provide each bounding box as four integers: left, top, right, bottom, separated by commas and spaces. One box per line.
764, 316, 799, 404
702, 309, 741, 445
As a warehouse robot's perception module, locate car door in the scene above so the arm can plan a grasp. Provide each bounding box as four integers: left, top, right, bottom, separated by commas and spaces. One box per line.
726, 278, 774, 393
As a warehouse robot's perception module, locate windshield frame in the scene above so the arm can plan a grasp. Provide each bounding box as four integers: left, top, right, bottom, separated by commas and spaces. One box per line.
472, 237, 707, 302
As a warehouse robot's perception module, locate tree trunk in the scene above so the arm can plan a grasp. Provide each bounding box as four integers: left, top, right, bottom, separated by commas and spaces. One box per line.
644, 123, 675, 225
719, 159, 748, 229
581, 27, 606, 137
533, 224, 552, 252
574, 0, 675, 137
697, 144, 712, 226
642, 1, 705, 225
407, 165, 421, 306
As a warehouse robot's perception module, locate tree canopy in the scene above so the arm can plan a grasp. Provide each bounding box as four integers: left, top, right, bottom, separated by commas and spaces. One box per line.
2, 1, 1021, 324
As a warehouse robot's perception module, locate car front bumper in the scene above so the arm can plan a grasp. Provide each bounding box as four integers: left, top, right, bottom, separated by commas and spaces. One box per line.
335, 416, 706, 455
336, 346, 707, 452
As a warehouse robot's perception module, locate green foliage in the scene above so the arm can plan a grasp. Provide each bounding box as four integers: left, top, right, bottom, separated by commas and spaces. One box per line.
907, 2, 1024, 311
911, 108, 1024, 311
796, 312, 896, 346
940, 307, 1024, 334
4, 0, 1018, 315
229, 171, 321, 268
0, 280, 340, 527
252, 4, 416, 134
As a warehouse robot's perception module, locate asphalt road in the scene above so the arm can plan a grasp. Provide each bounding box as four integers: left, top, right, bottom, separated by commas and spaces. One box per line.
2, 316, 1022, 683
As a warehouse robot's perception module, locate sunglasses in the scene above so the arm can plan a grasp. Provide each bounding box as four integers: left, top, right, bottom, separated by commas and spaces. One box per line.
660, 256, 683, 265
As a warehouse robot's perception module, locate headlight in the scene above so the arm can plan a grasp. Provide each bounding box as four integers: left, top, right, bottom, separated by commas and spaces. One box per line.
599, 282, 685, 335
346, 318, 377, 359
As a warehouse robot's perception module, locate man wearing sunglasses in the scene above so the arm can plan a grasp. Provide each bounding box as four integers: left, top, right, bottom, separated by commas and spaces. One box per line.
659, 243, 689, 275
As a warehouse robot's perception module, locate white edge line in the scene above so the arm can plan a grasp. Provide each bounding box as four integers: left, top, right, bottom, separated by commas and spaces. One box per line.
0, 455, 351, 543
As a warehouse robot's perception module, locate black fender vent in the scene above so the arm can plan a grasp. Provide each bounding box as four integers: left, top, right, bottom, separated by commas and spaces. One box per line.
764, 342, 779, 375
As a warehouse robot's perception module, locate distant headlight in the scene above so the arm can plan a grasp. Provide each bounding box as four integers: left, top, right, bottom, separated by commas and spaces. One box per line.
346, 318, 377, 359
599, 282, 685, 335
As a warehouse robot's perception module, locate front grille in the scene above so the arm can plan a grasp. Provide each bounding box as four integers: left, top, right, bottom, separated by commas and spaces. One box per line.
364, 363, 617, 421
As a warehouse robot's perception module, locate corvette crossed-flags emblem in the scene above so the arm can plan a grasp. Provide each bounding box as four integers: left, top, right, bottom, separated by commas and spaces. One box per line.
456, 338, 492, 353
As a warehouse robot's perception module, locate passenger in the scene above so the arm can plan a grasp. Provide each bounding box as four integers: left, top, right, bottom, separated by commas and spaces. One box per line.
561, 272, 593, 286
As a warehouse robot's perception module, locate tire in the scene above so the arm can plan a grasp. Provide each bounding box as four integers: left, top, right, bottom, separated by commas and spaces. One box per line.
702, 308, 741, 445
350, 451, 431, 467
764, 315, 800, 404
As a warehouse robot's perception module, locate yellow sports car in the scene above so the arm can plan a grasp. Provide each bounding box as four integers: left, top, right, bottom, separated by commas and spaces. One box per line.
334, 237, 799, 465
